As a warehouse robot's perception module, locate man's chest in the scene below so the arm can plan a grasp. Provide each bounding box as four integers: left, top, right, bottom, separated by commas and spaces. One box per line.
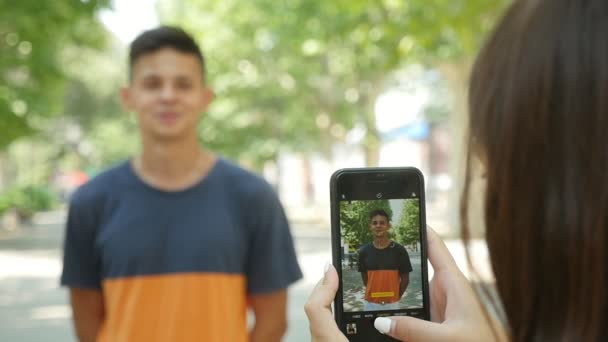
95, 200, 249, 279
364, 250, 401, 270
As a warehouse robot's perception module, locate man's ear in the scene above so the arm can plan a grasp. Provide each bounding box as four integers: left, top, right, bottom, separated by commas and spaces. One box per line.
200, 87, 215, 109
120, 86, 134, 112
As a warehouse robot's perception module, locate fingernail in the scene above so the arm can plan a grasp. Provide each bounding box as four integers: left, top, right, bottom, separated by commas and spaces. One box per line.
374, 317, 392, 334
321, 263, 331, 284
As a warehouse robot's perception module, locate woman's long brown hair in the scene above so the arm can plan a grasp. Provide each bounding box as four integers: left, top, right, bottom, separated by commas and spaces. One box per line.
462, 0, 608, 340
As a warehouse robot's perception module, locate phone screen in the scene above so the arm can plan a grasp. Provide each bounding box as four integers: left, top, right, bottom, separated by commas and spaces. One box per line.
331, 168, 430, 341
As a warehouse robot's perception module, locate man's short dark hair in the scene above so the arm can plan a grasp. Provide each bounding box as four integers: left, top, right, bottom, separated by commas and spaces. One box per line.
369, 209, 390, 222
129, 26, 205, 80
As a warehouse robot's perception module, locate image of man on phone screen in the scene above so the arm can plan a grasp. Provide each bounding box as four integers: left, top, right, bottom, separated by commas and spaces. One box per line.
358, 209, 413, 311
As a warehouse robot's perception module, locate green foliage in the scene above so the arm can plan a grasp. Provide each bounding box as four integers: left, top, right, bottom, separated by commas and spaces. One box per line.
87, 117, 138, 168
159, 0, 508, 165
7, 139, 58, 186
0, 0, 111, 149
0, 185, 57, 220
54, 37, 129, 171
394, 199, 421, 248
340, 200, 392, 250
0, 102, 35, 147
0, 0, 510, 186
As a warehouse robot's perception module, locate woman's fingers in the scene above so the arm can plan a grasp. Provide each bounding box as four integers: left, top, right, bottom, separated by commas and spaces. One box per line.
375, 316, 452, 341
426, 225, 459, 274
304, 264, 340, 332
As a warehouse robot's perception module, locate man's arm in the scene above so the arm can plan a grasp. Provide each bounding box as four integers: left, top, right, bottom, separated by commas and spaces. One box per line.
249, 289, 288, 342
69, 288, 105, 342
398, 273, 410, 298
358, 249, 367, 286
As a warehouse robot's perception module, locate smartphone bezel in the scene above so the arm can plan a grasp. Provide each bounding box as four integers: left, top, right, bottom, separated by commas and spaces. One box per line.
330, 167, 431, 336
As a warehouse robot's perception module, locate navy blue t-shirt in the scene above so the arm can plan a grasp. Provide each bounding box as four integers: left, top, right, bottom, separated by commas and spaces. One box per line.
60, 158, 302, 341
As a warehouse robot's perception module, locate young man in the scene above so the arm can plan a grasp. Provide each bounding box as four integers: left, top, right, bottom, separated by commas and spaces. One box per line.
358, 209, 412, 311
60, 26, 302, 342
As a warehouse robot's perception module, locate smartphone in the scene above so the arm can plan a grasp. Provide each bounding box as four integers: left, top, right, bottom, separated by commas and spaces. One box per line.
330, 167, 430, 341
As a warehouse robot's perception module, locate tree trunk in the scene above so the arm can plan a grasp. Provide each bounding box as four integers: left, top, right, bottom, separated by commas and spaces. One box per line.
438, 59, 484, 238
364, 134, 380, 167
300, 153, 315, 204
363, 88, 382, 167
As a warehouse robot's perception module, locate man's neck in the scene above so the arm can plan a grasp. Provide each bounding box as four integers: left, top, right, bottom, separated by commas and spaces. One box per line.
133, 135, 216, 191
372, 237, 390, 249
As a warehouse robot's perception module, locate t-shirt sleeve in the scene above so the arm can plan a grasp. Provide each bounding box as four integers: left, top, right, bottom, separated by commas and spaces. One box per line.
398, 245, 413, 274
245, 183, 302, 294
60, 190, 102, 289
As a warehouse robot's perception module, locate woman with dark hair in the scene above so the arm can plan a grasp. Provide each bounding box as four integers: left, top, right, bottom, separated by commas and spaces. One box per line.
305, 0, 608, 340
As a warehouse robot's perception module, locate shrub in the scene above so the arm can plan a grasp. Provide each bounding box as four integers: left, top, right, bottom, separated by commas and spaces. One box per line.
0, 185, 57, 221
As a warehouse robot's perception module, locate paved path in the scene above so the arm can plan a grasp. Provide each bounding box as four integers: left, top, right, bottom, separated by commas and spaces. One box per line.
0, 211, 491, 342
0, 211, 330, 342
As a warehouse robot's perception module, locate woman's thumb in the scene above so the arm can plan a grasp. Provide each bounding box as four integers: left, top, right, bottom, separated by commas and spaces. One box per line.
375, 316, 448, 341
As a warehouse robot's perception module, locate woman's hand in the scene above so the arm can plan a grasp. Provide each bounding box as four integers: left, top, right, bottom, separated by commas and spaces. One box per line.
304, 227, 508, 342
304, 264, 348, 342
375, 227, 508, 342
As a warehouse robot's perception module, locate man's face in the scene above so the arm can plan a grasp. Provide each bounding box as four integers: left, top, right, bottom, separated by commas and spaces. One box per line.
121, 47, 213, 141
369, 215, 390, 238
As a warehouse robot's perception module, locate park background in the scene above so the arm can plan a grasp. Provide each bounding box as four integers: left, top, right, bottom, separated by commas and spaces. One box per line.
1, 0, 507, 340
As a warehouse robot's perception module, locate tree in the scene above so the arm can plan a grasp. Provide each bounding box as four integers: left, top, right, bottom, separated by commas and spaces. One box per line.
0, 0, 111, 148
0, 1, 113, 191
1, 28, 131, 194
394, 199, 420, 250
340, 199, 392, 250
159, 0, 508, 167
